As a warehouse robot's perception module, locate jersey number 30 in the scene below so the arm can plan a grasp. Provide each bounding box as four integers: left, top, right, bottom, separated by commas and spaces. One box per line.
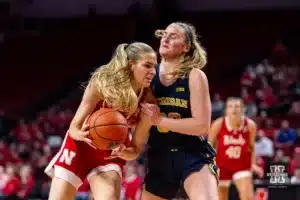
157, 112, 181, 133
225, 146, 241, 159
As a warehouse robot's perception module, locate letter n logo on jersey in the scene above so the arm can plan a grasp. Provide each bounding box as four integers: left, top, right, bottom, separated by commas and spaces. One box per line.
59, 149, 76, 165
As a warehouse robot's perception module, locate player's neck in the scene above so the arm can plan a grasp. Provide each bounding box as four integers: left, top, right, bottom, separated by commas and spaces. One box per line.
228, 116, 243, 129
161, 57, 181, 73
131, 80, 142, 95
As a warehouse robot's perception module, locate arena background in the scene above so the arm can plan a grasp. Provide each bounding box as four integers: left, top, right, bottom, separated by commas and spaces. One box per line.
0, 0, 300, 199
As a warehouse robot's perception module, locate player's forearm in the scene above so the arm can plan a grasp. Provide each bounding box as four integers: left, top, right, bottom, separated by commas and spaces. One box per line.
121, 146, 141, 161
69, 102, 95, 130
70, 105, 89, 129
157, 117, 209, 136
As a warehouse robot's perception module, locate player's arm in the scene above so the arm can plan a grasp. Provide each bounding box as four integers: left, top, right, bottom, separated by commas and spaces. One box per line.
69, 84, 100, 140
248, 119, 264, 178
112, 112, 151, 161
208, 118, 223, 149
152, 68, 211, 136
112, 89, 154, 161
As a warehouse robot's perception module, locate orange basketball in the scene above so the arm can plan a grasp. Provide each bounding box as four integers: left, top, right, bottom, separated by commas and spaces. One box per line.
88, 108, 129, 150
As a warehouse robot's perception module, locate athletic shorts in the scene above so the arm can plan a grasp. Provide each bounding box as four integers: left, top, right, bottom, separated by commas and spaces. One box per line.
144, 147, 219, 199
218, 166, 252, 187
45, 131, 126, 189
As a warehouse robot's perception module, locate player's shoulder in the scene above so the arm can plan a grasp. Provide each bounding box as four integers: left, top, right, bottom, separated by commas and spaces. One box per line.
188, 68, 208, 91
211, 117, 224, 128
245, 117, 257, 130
189, 68, 207, 81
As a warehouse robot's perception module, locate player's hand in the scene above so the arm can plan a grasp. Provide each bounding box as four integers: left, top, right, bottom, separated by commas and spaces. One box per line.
140, 103, 161, 125
69, 116, 96, 149
105, 144, 127, 159
105, 144, 138, 161
252, 164, 264, 179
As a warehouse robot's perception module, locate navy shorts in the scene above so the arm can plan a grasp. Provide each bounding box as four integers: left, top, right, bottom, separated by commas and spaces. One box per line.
144, 147, 219, 199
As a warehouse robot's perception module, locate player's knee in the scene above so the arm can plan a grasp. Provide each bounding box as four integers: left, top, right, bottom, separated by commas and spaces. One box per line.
103, 179, 121, 199
238, 189, 253, 200
49, 177, 77, 200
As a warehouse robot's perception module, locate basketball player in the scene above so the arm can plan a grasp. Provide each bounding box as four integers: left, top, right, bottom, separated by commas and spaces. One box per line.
209, 97, 264, 200
140, 22, 218, 200
44, 42, 157, 200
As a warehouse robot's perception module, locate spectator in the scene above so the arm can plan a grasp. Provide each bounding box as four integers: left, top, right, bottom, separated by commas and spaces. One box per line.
261, 119, 277, 139
288, 147, 300, 175
241, 87, 254, 104
262, 87, 277, 109
291, 167, 300, 184
262, 59, 275, 76
13, 119, 32, 143
245, 100, 258, 118
2, 164, 21, 198
240, 65, 256, 87
255, 130, 274, 158
0, 165, 8, 196
273, 149, 289, 165
17, 164, 34, 199
274, 120, 297, 148
288, 101, 300, 115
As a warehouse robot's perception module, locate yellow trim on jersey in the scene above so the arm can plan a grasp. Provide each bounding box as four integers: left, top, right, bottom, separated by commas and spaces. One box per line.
207, 140, 216, 154
208, 163, 220, 185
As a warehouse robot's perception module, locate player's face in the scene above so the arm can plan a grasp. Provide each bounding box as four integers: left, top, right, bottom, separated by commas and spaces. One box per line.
226, 100, 244, 118
131, 52, 157, 88
159, 24, 189, 58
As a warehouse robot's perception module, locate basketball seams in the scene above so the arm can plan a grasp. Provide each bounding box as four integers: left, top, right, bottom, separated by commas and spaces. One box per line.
91, 109, 127, 142
90, 110, 128, 149
93, 109, 127, 128
92, 132, 125, 141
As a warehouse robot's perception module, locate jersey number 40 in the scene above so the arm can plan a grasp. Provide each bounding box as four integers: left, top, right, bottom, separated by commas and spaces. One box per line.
225, 146, 241, 159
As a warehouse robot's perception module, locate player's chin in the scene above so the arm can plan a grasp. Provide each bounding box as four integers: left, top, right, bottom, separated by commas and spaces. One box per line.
142, 80, 151, 87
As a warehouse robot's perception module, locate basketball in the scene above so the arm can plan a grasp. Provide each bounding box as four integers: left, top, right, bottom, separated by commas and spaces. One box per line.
88, 108, 129, 150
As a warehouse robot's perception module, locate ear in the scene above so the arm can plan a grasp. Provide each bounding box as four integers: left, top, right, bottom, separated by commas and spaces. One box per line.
183, 43, 191, 53
128, 60, 135, 71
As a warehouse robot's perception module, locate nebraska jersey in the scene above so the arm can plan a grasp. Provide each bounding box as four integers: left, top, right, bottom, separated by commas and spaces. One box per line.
216, 117, 251, 172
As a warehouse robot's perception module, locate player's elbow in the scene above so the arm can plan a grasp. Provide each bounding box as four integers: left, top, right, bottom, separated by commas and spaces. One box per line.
131, 145, 143, 160
195, 123, 210, 136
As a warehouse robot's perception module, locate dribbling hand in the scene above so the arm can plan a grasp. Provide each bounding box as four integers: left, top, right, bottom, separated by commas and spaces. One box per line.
69, 116, 96, 149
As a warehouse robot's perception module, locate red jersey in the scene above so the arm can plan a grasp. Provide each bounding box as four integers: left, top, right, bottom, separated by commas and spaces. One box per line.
216, 117, 251, 172
45, 89, 149, 188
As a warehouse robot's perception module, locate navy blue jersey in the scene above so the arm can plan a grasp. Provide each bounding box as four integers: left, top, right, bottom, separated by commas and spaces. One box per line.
145, 65, 218, 199
148, 65, 207, 152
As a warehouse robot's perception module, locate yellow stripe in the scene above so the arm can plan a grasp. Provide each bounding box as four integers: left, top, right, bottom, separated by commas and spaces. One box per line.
207, 140, 216, 154
208, 163, 220, 185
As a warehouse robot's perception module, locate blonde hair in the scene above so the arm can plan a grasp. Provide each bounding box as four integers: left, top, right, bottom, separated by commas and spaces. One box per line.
155, 22, 207, 78
89, 42, 154, 115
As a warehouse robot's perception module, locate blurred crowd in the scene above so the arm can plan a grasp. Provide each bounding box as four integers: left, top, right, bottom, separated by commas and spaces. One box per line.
0, 43, 300, 199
